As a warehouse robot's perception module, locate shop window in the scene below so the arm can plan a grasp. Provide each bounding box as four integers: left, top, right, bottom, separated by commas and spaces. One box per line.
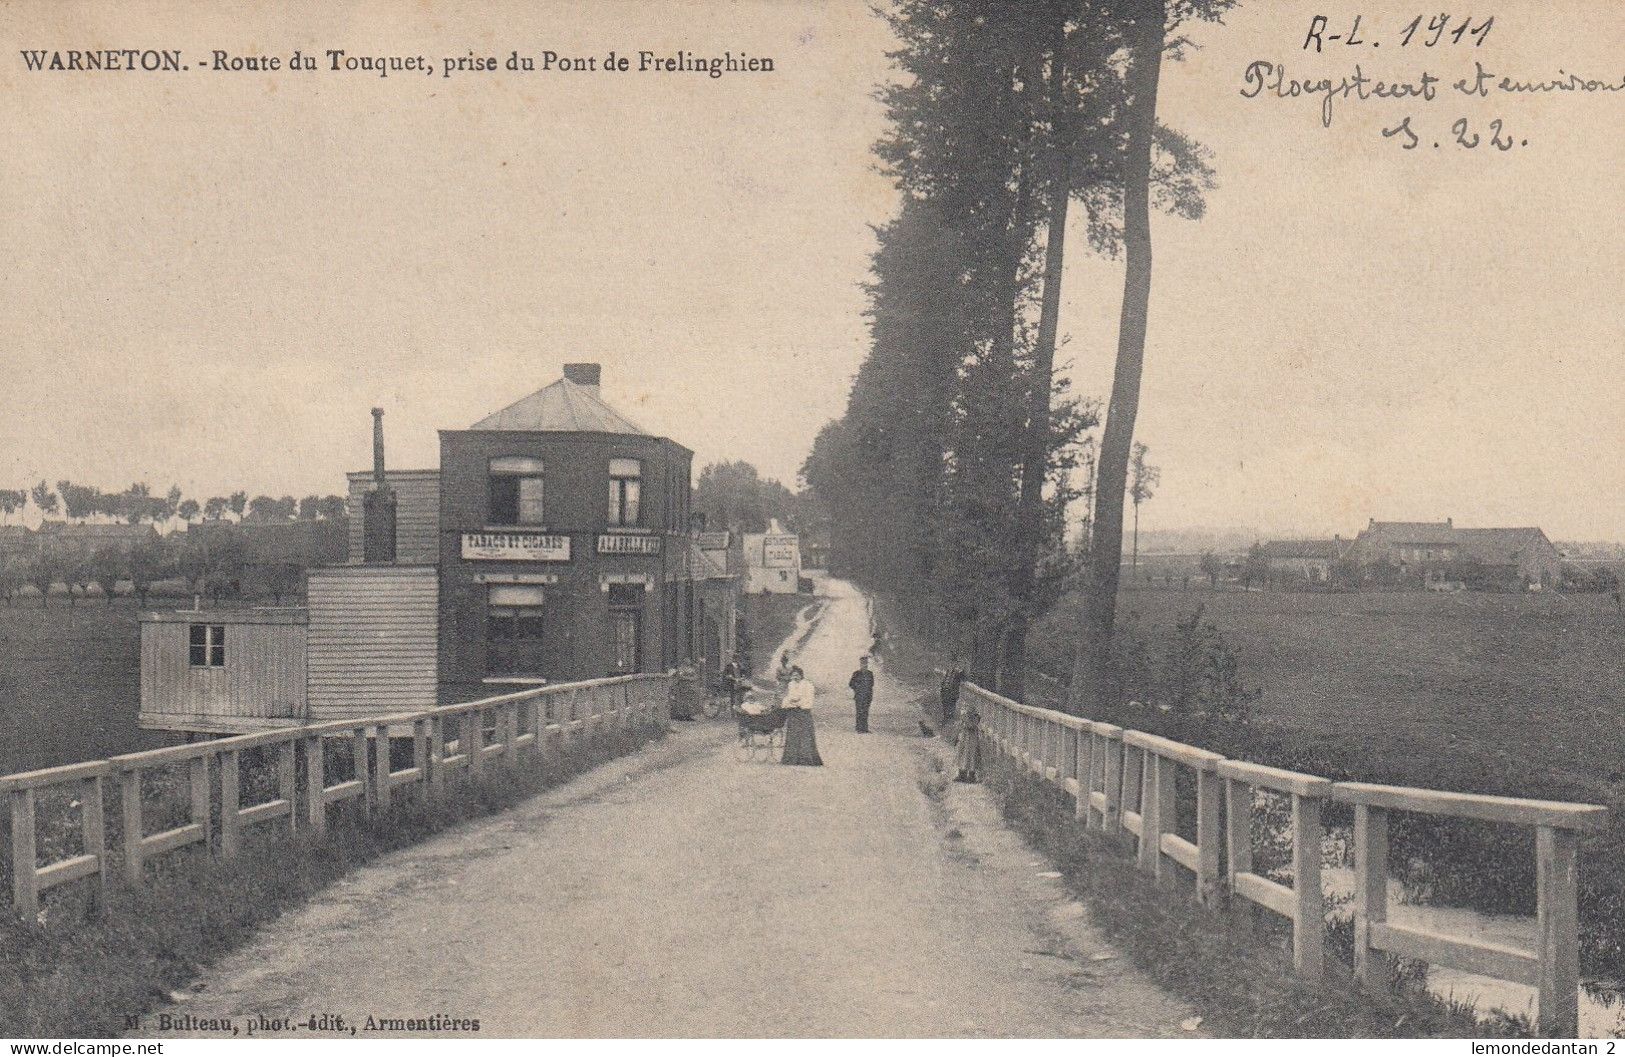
189, 624, 226, 668
489, 456, 545, 525
608, 458, 641, 526
487, 584, 546, 675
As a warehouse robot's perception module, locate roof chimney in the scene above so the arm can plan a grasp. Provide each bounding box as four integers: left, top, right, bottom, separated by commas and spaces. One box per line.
363, 407, 397, 563
371, 407, 387, 488
563, 363, 602, 394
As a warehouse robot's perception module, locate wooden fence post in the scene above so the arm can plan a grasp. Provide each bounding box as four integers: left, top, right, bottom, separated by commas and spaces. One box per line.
82, 774, 107, 912
1122, 745, 1144, 847
1225, 779, 1252, 924
1138, 750, 1162, 875
277, 740, 298, 831
467, 711, 484, 779
1155, 754, 1178, 887
1290, 792, 1325, 977
1101, 730, 1123, 835
120, 768, 143, 885
189, 755, 211, 851
1195, 766, 1222, 907
374, 724, 392, 811
304, 736, 326, 834
220, 749, 241, 861
1536, 825, 1580, 1038
354, 728, 375, 815
1067, 727, 1085, 822
10, 788, 38, 920
1352, 804, 1388, 986
412, 719, 429, 801
429, 716, 446, 797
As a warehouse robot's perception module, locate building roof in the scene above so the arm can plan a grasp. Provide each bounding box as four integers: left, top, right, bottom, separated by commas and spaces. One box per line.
1456, 527, 1553, 566
1357, 520, 1459, 546
470, 377, 649, 435
1261, 539, 1346, 560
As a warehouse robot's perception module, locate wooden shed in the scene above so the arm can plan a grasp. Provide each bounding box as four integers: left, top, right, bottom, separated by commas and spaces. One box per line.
139, 609, 308, 734
307, 564, 439, 719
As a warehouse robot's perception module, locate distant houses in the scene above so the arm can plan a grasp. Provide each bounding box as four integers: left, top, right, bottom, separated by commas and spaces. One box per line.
1259, 537, 1351, 584
1262, 518, 1564, 591
35, 520, 158, 555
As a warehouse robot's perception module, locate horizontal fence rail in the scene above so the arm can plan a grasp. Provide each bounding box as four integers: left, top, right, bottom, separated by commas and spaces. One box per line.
3, 674, 670, 924
963, 682, 1606, 1038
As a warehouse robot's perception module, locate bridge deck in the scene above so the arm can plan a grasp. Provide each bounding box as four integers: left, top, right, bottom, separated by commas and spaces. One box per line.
133, 581, 1195, 1039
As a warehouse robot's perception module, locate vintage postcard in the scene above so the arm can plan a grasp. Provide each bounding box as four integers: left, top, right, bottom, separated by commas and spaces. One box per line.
1, 0, 1621, 1044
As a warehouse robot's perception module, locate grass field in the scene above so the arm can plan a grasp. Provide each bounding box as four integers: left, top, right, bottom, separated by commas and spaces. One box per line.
1031, 587, 1625, 804
0, 602, 165, 776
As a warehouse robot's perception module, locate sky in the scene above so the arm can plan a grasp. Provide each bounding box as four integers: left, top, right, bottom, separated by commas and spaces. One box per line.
2, 1, 1622, 540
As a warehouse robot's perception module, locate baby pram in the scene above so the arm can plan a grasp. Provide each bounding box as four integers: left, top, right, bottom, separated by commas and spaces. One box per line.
735, 684, 787, 762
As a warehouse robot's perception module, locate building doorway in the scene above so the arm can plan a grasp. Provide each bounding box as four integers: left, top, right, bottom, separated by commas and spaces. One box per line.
607, 583, 644, 675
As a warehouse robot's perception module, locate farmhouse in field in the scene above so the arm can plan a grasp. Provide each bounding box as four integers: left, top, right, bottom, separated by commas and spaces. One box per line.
1260, 537, 1351, 583
140, 363, 721, 734
1344, 518, 1562, 590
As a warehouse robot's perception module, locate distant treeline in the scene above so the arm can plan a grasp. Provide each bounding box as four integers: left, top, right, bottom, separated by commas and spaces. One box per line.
0, 480, 346, 526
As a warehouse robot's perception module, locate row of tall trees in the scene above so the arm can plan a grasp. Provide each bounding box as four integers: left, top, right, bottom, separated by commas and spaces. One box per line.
806, 0, 1230, 707
0, 482, 345, 526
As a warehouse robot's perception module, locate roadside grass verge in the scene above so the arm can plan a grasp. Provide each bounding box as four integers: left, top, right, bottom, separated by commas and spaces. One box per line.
0, 725, 665, 1038
982, 755, 1529, 1039
742, 593, 814, 675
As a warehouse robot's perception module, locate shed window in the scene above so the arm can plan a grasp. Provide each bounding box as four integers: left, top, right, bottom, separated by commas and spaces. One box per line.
608, 458, 641, 526
489, 456, 545, 525
189, 624, 226, 667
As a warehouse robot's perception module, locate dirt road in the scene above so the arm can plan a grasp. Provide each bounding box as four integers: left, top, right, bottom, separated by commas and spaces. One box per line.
139, 579, 1195, 1038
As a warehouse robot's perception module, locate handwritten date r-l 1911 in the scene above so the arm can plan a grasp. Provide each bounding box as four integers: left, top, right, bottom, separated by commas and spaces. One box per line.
1304, 14, 1495, 51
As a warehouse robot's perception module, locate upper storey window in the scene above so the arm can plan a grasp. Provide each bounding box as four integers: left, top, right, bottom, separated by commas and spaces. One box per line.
608, 458, 642, 526
489, 456, 545, 525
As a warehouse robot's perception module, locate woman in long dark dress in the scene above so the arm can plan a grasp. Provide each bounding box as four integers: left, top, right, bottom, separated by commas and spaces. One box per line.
779, 666, 823, 766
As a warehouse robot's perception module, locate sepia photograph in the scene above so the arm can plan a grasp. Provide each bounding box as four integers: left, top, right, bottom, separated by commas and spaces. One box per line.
2, 0, 1623, 1043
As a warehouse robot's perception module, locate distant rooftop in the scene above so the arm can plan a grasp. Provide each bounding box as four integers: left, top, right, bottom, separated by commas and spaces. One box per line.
1261, 539, 1347, 560
469, 363, 649, 436
1359, 520, 1458, 545
37, 521, 156, 538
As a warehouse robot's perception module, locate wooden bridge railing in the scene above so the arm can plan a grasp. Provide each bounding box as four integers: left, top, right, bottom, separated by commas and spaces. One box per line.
4, 674, 670, 921
963, 682, 1605, 1038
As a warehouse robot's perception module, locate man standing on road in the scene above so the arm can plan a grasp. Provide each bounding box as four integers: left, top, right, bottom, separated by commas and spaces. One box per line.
724, 653, 746, 715
848, 655, 875, 733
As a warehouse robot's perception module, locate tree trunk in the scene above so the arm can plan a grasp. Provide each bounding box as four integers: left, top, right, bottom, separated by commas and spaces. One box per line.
1069, 0, 1165, 716
1000, 2, 1075, 703
1132, 500, 1140, 579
